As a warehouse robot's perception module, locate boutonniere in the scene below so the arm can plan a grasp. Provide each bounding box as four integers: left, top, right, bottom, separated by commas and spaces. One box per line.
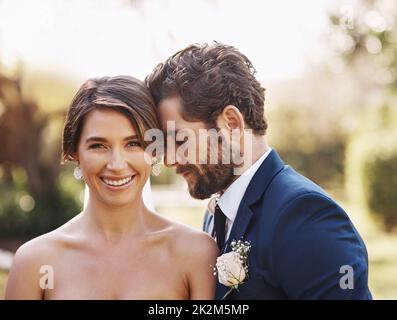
214, 240, 251, 299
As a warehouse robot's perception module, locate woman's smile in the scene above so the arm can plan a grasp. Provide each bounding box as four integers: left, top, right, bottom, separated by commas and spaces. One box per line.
100, 174, 136, 190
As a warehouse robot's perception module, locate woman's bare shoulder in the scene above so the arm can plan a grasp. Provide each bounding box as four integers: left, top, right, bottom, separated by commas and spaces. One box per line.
13, 213, 84, 265
5, 214, 85, 299
163, 219, 219, 299
166, 220, 219, 259
145, 210, 219, 260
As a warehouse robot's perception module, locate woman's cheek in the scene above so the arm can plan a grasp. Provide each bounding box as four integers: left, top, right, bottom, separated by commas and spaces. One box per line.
80, 152, 107, 173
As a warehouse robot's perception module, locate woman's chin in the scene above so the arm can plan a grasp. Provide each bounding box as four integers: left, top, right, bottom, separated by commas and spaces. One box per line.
85, 177, 145, 208
101, 195, 138, 208
94, 186, 139, 208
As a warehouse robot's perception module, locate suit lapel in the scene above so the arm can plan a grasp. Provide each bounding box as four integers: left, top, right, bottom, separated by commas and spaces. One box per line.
222, 204, 253, 254
223, 149, 285, 252
215, 203, 254, 300
215, 149, 285, 299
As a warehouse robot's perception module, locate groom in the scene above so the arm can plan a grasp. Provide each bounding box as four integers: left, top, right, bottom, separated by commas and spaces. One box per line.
146, 42, 372, 299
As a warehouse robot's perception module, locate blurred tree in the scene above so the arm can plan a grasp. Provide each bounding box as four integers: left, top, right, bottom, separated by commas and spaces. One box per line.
345, 103, 397, 231
329, 0, 397, 91
330, 0, 397, 230
0, 73, 61, 198
0, 70, 80, 238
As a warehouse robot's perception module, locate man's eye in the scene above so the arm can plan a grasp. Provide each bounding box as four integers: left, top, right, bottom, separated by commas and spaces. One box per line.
89, 143, 105, 149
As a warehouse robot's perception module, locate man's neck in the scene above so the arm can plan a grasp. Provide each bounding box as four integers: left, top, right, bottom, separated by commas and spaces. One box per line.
219, 135, 269, 193
236, 135, 268, 175
250, 136, 269, 167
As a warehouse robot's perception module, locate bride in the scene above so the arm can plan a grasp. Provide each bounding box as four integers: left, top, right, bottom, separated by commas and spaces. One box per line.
5, 75, 218, 299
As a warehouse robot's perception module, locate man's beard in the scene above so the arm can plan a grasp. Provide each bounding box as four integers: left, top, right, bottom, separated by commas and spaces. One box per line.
176, 139, 243, 199
177, 163, 236, 200
174, 128, 246, 199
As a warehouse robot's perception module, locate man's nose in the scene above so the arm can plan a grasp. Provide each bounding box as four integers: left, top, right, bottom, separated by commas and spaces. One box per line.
163, 146, 178, 168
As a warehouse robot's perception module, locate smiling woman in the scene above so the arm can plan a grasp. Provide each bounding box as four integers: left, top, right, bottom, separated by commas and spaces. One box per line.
4, 75, 219, 300
74, 109, 150, 207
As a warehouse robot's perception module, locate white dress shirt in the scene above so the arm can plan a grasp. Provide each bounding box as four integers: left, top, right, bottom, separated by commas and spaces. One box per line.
207, 147, 272, 240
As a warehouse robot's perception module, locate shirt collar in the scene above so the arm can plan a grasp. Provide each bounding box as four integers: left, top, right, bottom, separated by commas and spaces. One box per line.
216, 147, 272, 223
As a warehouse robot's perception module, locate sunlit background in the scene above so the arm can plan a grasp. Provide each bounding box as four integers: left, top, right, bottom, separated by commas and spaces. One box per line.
1, 0, 397, 299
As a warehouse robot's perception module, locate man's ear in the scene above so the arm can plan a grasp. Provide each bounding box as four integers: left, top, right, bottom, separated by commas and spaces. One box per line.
216, 105, 245, 131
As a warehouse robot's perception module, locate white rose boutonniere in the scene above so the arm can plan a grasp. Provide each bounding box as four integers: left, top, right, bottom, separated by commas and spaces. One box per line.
215, 240, 251, 299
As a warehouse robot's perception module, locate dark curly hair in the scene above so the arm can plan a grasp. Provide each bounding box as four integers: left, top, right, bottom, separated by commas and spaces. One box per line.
145, 42, 267, 135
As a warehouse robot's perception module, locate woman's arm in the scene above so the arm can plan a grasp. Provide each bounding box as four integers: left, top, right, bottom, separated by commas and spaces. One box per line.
5, 241, 45, 300
182, 231, 219, 300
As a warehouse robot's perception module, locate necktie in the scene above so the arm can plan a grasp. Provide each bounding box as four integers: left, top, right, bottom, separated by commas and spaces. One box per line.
214, 204, 227, 251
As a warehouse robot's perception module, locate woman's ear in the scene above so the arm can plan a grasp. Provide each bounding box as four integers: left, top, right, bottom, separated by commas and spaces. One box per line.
70, 153, 79, 163
216, 105, 245, 131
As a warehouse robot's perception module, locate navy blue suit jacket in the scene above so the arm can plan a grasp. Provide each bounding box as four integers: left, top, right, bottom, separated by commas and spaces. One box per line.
203, 149, 372, 299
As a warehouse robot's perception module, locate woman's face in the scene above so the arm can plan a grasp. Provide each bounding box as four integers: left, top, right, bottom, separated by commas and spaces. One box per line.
76, 108, 151, 208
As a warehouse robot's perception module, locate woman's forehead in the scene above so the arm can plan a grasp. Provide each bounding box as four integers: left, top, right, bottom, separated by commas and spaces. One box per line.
81, 109, 137, 137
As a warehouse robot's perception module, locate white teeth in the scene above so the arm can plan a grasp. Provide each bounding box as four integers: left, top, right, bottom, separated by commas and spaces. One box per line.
102, 176, 132, 187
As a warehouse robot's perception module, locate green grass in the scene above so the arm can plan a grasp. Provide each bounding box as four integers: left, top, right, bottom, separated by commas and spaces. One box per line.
360, 222, 397, 299
0, 270, 7, 299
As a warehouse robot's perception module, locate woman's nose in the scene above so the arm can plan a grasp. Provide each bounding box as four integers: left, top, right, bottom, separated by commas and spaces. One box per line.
107, 149, 128, 170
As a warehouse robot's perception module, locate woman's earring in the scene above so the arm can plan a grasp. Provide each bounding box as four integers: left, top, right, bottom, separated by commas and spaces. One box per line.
73, 166, 83, 180
151, 158, 161, 176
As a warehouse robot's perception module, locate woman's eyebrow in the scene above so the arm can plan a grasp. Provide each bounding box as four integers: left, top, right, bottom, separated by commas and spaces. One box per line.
85, 135, 138, 143
85, 136, 107, 143
123, 135, 139, 141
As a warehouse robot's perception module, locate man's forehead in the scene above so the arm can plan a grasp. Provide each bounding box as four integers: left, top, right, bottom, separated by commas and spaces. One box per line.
158, 96, 209, 132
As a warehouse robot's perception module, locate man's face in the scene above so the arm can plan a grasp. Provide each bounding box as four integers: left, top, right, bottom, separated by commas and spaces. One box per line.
158, 96, 236, 199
